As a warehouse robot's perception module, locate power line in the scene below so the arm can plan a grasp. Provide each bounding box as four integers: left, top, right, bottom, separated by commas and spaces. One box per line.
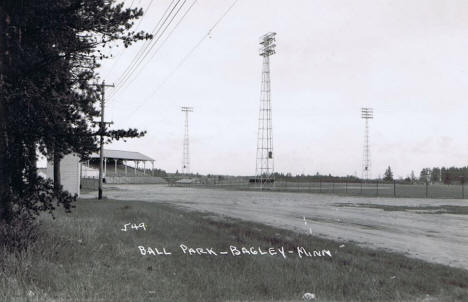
122, 0, 239, 120
134, 0, 157, 32
206, 0, 239, 37
103, 0, 157, 79
110, 0, 194, 99
107, 0, 180, 96
109, 0, 187, 100
112, 0, 188, 97
136, 0, 198, 78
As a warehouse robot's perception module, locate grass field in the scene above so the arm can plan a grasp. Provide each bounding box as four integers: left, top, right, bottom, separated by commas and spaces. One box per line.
1, 198, 468, 301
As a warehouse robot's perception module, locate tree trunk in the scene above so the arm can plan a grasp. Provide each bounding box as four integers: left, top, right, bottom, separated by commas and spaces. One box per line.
0, 103, 9, 221
27, 143, 37, 184
53, 151, 61, 192
0, 7, 11, 221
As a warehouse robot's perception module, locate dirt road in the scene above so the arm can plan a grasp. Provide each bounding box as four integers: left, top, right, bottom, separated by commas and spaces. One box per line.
86, 184, 468, 270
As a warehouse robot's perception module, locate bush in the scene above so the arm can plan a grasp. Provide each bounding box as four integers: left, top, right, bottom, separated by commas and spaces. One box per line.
0, 209, 39, 252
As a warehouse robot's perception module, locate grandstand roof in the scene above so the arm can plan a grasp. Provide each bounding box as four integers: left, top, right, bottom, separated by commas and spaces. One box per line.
90, 149, 154, 161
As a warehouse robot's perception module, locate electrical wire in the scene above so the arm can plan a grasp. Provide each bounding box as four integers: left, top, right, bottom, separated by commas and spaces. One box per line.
103, 0, 157, 79
122, 0, 240, 120
109, 0, 186, 100
111, 0, 189, 99
113, 0, 198, 94
108, 0, 180, 96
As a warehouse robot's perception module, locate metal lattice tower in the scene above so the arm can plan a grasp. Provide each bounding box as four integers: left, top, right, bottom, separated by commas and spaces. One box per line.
361, 107, 374, 181
181, 106, 193, 175
255, 32, 277, 184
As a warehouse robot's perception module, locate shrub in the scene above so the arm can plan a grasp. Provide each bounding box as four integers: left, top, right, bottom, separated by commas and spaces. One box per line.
0, 209, 39, 252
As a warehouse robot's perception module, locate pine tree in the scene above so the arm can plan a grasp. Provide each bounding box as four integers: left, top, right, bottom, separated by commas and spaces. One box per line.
0, 0, 151, 222
383, 166, 393, 182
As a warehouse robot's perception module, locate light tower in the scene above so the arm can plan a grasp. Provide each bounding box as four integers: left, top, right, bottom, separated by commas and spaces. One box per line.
255, 32, 277, 185
361, 107, 374, 181
181, 106, 193, 175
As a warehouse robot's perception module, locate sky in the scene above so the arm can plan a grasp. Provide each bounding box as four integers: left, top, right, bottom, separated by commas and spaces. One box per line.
95, 0, 468, 178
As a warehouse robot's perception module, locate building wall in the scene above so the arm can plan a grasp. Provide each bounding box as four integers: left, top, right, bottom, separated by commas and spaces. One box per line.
81, 165, 99, 178
47, 153, 81, 197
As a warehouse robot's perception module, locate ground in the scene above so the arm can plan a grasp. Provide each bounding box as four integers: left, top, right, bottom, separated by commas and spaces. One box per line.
1, 185, 467, 301
84, 184, 468, 270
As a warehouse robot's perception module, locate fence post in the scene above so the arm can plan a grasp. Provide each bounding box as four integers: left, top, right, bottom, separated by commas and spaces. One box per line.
393, 180, 396, 198
345, 180, 348, 194
425, 180, 428, 198
360, 180, 363, 195
332, 180, 335, 193
462, 176, 465, 199
376, 180, 379, 196
319, 179, 322, 193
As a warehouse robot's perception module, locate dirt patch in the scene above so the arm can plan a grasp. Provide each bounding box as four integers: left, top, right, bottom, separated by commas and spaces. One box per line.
101, 184, 468, 270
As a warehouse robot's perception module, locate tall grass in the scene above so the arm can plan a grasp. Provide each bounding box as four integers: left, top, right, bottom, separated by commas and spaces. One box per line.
1, 198, 467, 301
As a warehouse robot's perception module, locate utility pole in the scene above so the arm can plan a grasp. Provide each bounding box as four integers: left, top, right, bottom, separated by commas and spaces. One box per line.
93, 81, 114, 200
181, 106, 193, 175
256, 32, 277, 188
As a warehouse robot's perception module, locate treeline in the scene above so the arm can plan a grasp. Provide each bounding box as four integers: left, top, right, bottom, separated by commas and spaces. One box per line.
418, 167, 468, 184
272, 172, 360, 182
270, 166, 468, 185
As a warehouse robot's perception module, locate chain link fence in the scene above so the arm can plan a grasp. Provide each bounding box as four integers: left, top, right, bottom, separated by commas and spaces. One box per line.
171, 179, 468, 199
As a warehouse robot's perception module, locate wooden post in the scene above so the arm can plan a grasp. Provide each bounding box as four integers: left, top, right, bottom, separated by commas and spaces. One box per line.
95, 82, 114, 199
462, 176, 465, 199
425, 180, 428, 198
463, 181, 465, 199
393, 180, 396, 197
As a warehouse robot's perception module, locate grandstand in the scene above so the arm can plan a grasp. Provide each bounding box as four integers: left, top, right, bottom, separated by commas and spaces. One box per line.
81, 149, 167, 186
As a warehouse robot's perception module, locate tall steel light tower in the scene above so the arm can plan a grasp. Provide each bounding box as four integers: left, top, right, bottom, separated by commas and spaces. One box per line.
256, 32, 277, 184
181, 106, 193, 175
361, 107, 374, 181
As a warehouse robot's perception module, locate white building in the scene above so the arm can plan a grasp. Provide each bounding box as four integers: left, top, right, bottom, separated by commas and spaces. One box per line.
46, 153, 81, 197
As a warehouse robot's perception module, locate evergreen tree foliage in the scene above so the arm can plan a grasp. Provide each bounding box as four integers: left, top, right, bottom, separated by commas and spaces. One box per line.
383, 166, 393, 182
0, 0, 151, 222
